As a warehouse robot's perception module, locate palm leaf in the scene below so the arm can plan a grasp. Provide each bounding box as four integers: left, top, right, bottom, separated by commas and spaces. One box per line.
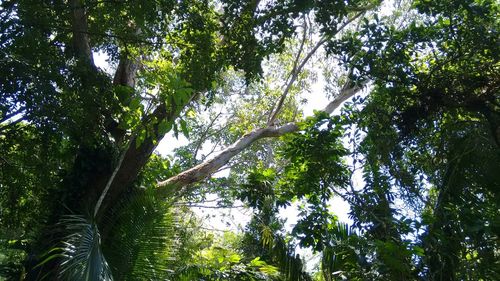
57, 215, 113, 281
321, 222, 357, 281
101, 188, 179, 280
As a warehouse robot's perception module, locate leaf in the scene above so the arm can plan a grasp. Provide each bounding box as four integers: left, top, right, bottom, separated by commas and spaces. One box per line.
129, 97, 141, 111
413, 246, 425, 257
258, 264, 279, 275
158, 120, 172, 135
227, 254, 241, 263
179, 119, 189, 138
34, 252, 66, 269
57, 215, 113, 281
172, 123, 179, 139
136, 129, 147, 148
249, 257, 265, 267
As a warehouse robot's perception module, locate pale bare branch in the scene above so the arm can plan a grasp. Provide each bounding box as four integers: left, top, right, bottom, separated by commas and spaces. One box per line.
267, 10, 367, 126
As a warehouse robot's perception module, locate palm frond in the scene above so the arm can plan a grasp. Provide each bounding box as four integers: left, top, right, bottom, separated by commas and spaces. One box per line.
58, 215, 113, 281
101, 188, 179, 280
272, 237, 312, 281
322, 222, 357, 281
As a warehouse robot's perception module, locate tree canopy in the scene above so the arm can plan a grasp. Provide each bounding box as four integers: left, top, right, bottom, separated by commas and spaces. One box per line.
0, 0, 498, 280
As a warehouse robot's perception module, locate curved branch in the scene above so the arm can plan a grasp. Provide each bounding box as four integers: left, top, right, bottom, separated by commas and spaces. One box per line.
267, 36, 325, 125
157, 123, 298, 196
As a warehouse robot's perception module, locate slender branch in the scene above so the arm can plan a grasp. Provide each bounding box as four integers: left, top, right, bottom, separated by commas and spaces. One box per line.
267, 37, 326, 126
267, 18, 308, 125
198, 226, 234, 232
193, 111, 223, 161
287, 17, 308, 85
173, 198, 220, 205
0, 155, 14, 166
198, 136, 223, 162
177, 204, 246, 209
0, 116, 27, 133
93, 139, 132, 217
267, 10, 367, 125
0, 108, 25, 124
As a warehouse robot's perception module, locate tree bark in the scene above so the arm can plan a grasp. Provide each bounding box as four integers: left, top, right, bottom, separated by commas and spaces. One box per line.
113, 53, 140, 88
95, 103, 169, 220
70, 0, 94, 65
157, 123, 299, 196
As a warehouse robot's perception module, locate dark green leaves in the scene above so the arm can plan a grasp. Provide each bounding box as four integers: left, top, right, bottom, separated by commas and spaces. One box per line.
280, 112, 348, 201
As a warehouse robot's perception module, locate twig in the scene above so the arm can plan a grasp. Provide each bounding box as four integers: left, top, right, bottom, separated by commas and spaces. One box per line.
93, 138, 132, 217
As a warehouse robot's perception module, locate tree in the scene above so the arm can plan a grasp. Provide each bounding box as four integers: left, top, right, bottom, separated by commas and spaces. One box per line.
1, 0, 498, 280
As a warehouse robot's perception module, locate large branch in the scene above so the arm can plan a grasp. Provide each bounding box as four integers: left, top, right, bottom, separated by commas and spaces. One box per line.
157, 123, 298, 195
156, 0, 371, 200
113, 28, 143, 88
157, 83, 365, 197
113, 55, 139, 87
96, 103, 170, 219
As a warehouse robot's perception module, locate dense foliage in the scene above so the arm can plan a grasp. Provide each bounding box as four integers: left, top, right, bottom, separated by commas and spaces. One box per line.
1, 0, 498, 280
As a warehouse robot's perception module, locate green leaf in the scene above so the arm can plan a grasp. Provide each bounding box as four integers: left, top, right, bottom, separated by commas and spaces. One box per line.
249, 257, 266, 267
227, 254, 241, 263
173, 123, 179, 139
158, 120, 172, 136
129, 97, 141, 111
136, 129, 147, 148
413, 246, 425, 257
179, 119, 189, 138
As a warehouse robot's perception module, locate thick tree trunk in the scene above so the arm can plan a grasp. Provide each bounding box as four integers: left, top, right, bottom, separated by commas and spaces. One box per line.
96, 104, 168, 220
113, 56, 140, 87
